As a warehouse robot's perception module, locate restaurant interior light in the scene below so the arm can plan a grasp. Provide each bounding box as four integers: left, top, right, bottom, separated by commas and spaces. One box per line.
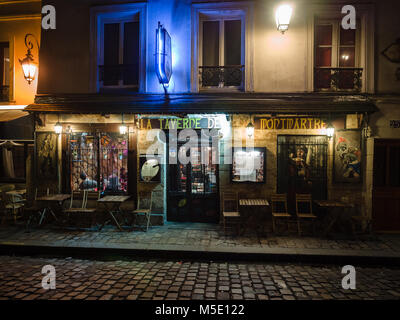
276, 4, 293, 34
19, 34, 39, 84
119, 114, 128, 135
326, 123, 335, 139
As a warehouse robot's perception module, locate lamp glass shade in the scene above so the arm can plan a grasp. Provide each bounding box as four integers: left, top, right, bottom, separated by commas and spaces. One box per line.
119, 124, 128, 135
276, 4, 293, 33
326, 126, 335, 138
20, 55, 37, 84
246, 122, 254, 138
54, 122, 62, 134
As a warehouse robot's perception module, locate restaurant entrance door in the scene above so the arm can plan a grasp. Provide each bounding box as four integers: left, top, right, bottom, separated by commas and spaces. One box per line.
167, 131, 219, 223
372, 139, 400, 232
277, 135, 328, 213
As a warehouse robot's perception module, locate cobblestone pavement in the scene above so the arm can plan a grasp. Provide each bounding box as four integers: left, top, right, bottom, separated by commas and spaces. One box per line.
0, 255, 399, 300
0, 223, 399, 255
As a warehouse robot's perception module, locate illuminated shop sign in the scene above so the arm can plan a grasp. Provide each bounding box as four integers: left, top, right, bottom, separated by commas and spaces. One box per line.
155, 22, 172, 84
138, 117, 223, 130
255, 117, 327, 130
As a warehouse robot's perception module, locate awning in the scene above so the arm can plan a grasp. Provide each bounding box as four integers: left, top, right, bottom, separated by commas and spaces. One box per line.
0, 110, 29, 122
25, 93, 379, 115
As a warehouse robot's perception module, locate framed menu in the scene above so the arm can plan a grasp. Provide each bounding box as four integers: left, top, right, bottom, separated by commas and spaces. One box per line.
139, 154, 161, 183
231, 147, 266, 183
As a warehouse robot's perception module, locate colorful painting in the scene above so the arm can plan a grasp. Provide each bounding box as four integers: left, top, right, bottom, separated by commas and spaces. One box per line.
334, 130, 362, 183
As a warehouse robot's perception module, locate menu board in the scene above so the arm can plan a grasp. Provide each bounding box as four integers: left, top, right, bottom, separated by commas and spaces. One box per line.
139, 154, 161, 182
231, 148, 266, 183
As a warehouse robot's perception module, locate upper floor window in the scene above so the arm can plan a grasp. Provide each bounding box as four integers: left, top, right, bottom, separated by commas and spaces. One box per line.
200, 18, 244, 90
0, 42, 10, 101
91, 3, 146, 93
99, 18, 139, 89
314, 20, 362, 92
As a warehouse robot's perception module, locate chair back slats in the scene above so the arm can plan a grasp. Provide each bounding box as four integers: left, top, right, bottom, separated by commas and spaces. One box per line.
295, 193, 313, 216
137, 192, 152, 210
271, 193, 289, 214
222, 192, 238, 212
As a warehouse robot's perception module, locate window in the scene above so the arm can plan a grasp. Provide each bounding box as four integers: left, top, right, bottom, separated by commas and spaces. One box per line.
0, 42, 10, 101
314, 20, 362, 91
99, 19, 139, 89
69, 132, 128, 193
199, 16, 245, 89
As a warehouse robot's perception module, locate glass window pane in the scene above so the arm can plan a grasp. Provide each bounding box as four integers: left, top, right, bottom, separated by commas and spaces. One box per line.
104, 23, 120, 85
224, 20, 241, 65
202, 21, 219, 66
123, 21, 139, 86
339, 47, 355, 67
100, 133, 128, 193
316, 25, 332, 45
316, 47, 332, 67
70, 133, 99, 191
340, 28, 355, 45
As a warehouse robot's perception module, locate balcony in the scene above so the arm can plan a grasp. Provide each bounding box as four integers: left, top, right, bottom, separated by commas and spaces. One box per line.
199, 65, 244, 90
0, 85, 9, 101
98, 64, 138, 89
314, 68, 363, 92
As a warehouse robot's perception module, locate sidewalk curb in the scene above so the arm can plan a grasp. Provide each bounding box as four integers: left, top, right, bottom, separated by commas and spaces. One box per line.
0, 242, 399, 266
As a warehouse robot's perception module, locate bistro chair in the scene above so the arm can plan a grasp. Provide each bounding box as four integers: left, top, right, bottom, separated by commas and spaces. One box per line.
295, 193, 317, 236
222, 192, 241, 235
133, 191, 152, 232
1, 191, 25, 225
270, 194, 292, 234
63, 190, 100, 228
25, 188, 50, 228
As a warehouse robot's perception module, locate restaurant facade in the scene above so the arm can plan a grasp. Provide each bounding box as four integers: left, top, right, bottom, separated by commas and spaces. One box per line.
12, 0, 400, 232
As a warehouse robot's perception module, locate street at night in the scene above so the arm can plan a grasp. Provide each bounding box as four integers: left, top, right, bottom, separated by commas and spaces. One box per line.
0, 255, 399, 300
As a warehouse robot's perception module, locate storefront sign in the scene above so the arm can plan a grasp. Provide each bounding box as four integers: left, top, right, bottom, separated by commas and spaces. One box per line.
255, 117, 326, 130
138, 117, 222, 130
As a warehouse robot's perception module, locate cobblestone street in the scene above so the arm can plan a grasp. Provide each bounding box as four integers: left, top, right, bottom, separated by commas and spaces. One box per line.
0, 255, 399, 300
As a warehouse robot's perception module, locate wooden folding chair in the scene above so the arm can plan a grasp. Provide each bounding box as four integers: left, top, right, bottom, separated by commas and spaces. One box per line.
270, 194, 292, 234
63, 190, 100, 228
133, 191, 152, 232
295, 193, 317, 236
25, 188, 50, 228
1, 192, 24, 225
222, 192, 241, 235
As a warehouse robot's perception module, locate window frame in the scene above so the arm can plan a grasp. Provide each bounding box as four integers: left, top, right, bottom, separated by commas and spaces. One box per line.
191, 2, 254, 93
90, 3, 147, 93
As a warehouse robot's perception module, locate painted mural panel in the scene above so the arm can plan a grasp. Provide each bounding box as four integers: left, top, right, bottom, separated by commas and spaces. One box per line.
35, 132, 58, 187
334, 130, 362, 183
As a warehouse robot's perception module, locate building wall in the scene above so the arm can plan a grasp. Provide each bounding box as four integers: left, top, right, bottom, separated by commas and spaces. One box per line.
0, 1, 41, 105
37, 0, 400, 94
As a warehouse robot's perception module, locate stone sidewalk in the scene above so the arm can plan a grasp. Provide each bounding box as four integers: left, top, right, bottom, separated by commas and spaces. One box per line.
0, 222, 399, 263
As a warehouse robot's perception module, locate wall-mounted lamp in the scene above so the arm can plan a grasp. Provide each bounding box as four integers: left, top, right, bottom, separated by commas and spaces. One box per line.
326, 122, 335, 139
54, 122, 62, 134
275, 4, 293, 34
119, 114, 128, 135
19, 34, 40, 84
246, 117, 255, 138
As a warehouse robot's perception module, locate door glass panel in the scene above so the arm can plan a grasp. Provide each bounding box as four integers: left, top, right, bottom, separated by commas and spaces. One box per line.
316, 47, 332, 67
123, 21, 139, 86
316, 25, 332, 45
340, 28, 355, 45
104, 23, 120, 85
224, 20, 241, 65
339, 47, 355, 67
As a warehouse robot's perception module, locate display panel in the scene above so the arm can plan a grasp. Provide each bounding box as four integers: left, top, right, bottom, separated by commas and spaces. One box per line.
231, 147, 266, 183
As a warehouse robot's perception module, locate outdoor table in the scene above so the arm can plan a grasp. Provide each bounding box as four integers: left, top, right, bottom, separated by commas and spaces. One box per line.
36, 194, 71, 226
6, 189, 27, 196
97, 195, 131, 231
239, 199, 270, 235
314, 200, 355, 236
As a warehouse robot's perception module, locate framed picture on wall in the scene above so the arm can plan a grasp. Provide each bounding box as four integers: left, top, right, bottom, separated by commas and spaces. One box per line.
139, 154, 161, 183
333, 129, 362, 183
231, 147, 266, 183
35, 131, 58, 183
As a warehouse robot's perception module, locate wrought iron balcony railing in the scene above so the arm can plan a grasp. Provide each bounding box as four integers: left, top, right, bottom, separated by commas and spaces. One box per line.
199, 65, 244, 89
98, 64, 139, 87
0, 85, 9, 101
314, 67, 363, 92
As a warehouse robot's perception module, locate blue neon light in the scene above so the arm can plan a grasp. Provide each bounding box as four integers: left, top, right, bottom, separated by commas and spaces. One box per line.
155, 22, 172, 84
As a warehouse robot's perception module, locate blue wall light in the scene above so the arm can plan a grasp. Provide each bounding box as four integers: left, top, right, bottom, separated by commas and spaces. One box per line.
155, 21, 172, 84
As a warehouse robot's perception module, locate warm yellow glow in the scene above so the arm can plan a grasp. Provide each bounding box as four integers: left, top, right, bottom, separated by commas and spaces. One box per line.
119, 124, 128, 135
276, 4, 293, 33
246, 122, 255, 138
0, 105, 27, 110
326, 126, 335, 138
20, 59, 37, 84
54, 122, 62, 134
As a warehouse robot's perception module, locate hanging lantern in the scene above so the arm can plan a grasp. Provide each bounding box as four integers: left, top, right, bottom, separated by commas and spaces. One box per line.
246, 121, 255, 138
326, 122, 335, 139
54, 122, 62, 134
19, 34, 39, 84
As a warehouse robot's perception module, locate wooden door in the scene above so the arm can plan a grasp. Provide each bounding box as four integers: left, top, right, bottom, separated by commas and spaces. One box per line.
372, 139, 400, 232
